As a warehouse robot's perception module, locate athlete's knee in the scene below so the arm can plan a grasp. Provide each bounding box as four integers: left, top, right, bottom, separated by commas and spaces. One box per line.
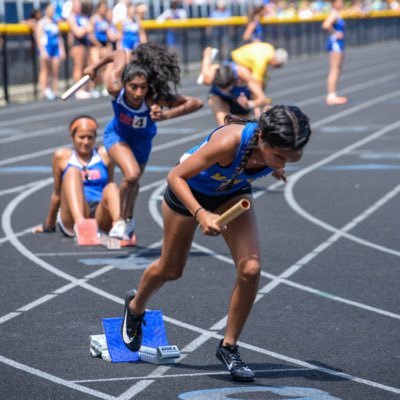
123, 171, 141, 185
157, 260, 185, 281
104, 182, 119, 194
237, 256, 261, 283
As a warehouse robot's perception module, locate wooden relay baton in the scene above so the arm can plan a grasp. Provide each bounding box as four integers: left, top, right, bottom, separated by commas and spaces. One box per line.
215, 198, 251, 227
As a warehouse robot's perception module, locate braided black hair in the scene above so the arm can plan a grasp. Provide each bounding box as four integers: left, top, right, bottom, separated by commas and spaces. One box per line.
122, 42, 181, 102
217, 105, 311, 191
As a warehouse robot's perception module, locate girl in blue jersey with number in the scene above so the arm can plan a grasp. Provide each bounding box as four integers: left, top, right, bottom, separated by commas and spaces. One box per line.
323, 0, 348, 105
84, 43, 203, 241
120, 105, 311, 382
34, 115, 124, 239
36, 3, 65, 100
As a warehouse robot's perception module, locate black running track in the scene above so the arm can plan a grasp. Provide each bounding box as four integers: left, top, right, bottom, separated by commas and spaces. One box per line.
0, 42, 399, 400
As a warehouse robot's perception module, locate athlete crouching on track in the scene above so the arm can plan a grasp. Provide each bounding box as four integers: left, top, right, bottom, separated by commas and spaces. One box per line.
120, 105, 312, 382
34, 115, 124, 238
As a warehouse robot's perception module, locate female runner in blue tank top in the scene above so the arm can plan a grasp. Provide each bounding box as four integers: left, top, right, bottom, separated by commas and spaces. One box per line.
322, 0, 348, 105
242, 4, 265, 44
120, 105, 312, 382
34, 115, 124, 239
36, 3, 65, 100
84, 43, 203, 240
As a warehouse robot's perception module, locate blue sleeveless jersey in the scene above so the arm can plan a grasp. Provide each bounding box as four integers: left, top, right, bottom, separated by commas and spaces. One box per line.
121, 20, 140, 50
62, 149, 108, 202
94, 18, 108, 44
41, 19, 60, 57
326, 15, 345, 52
105, 89, 157, 140
183, 123, 272, 195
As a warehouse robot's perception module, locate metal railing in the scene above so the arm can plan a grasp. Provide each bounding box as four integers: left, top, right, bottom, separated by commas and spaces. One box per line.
1, 10, 400, 104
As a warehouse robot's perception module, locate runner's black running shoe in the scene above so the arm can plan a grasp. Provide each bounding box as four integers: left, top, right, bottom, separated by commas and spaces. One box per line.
216, 340, 255, 381
121, 289, 145, 352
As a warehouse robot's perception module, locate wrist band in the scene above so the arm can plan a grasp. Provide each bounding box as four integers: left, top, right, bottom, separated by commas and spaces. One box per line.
193, 207, 204, 220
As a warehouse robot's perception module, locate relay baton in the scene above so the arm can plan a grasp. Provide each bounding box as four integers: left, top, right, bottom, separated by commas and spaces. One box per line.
61, 75, 90, 100
215, 199, 251, 227
196, 48, 219, 85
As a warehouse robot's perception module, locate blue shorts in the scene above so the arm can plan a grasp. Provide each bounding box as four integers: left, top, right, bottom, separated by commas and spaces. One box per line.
45, 44, 60, 58
326, 38, 345, 53
103, 125, 153, 165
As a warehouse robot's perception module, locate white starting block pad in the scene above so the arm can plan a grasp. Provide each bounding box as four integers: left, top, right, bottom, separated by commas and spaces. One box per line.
139, 345, 180, 365
90, 310, 180, 364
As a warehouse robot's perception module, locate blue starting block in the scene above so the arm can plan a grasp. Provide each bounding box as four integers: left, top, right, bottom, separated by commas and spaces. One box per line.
99, 310, 180, 364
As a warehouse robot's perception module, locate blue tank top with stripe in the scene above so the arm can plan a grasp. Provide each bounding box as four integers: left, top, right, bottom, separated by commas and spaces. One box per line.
62, 149, 108, 202
121, 20, 140, 50
182, 123, 272, 195
94, 17, 108, 44
105, 89, 157, 140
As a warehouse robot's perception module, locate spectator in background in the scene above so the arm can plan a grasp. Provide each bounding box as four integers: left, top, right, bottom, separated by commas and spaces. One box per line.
120, 4, 147, 51
112, 0, 129, 25
322, 0, 347, 105
88, 1, 110, 97
298, 1, 314, 19
208, 0, 232, 59
36, 3, 65, 100
157, 0, 187, 51
243, 4, 266, 44
106, 8, 120, 51
52, 0, 65, 21
67, 0, 91, 99
23, 8, 42, 32
135, 2, 149, 20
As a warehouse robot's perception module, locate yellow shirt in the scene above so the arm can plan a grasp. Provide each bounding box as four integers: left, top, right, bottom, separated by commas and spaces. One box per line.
231, 42, 275, 82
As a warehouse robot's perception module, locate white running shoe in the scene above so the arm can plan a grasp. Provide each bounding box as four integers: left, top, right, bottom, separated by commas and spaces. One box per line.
74, 90, 91, 100
109, 220, 126, 239
123, 218, 136, 241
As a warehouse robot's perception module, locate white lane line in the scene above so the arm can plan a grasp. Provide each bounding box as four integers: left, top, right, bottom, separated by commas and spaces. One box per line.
297, 72, 399, 107
0, 55, 397, 146
35, 251, 129, 256
144, 180, 400, 397
285, 119, 400, 256
73, 367, 311, 383
0, 226, 36, 245
263, 272, 400, 320
0, 178, 166, 245
0, 182, 37, 197
0, 355, 117, 400
2, 70, 399, 168
267, 183, 400, 289
3, 180, 400, 397
312, 90, 400, 129
2, 64, 398, 393
0, 266, 114, 326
